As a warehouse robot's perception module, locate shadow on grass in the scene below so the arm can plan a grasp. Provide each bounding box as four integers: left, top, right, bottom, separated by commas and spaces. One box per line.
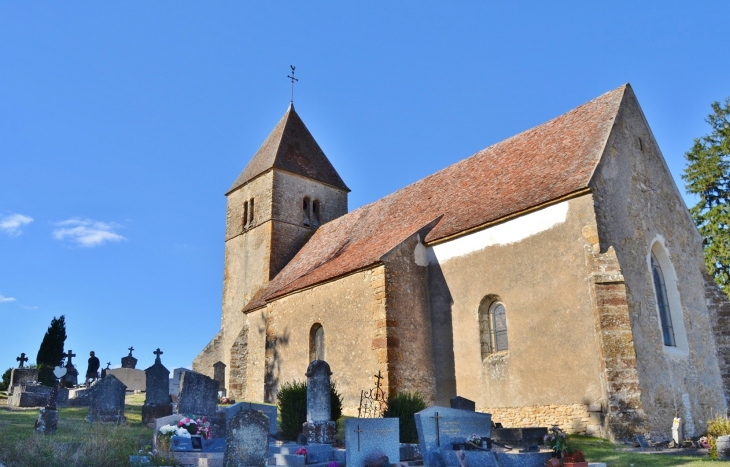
0, 396, 152, 467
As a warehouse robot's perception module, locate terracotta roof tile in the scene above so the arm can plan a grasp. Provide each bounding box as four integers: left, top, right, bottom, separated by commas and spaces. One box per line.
243, 85, 626, 312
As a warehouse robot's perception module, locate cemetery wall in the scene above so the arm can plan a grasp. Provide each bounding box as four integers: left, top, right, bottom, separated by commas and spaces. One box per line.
192, 329, 223, 379
489, 403, 600, 435
589, 87, 728, 438
381, 230, 437, 404
261, 265, 387, 414
427, 195, 605, 414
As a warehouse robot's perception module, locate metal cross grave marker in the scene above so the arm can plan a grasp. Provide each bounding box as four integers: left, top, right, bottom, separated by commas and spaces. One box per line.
433, 411, 442, 447
354, 424, 364, 452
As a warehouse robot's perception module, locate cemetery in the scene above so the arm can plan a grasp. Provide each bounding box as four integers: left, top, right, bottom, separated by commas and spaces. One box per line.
2, 350, 730, 467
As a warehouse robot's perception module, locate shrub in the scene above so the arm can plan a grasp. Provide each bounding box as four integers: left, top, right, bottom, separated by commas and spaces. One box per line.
382, 392, 426, 443
707, 414, 730, 458
278, 380, 308, 441
1, 367, 11, 392
277, 380, 345, 441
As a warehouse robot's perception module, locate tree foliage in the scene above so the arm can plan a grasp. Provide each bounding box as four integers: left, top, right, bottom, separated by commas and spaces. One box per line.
683, 97, 730, 295
35, 315, 67, 368
0, 368, 12, 392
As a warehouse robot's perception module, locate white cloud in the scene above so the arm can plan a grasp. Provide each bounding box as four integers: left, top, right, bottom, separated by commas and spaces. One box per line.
53, 218, 126, 247
0, 294, 17, 303
0, 213, 33, 236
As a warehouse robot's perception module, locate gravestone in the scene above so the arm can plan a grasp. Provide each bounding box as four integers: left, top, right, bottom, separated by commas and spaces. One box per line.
101, 362, 110, 379
450, 396, 476, 412
8, 385, 53, 407
142, 348, 173, 425
222, 401, 278, 435
86, 374, 127, 424
177, 370, 219, 416
303, 360, 335, 444
170, 368, 185, 396
225, 409, 269, 467
62, 350, 79, 386
16, 352, 29, 368
414, 406, 496, 467
35, 408, 59, 433
491, 427, 547, 451
107, 367, 146, 391
122, 346, 138, 369
213, 361, 226, 397
8, 368, 38, 394
345, 418, 400, 467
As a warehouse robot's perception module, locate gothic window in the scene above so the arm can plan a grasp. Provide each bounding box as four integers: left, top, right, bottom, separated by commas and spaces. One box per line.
242, 202, 249, 230
479, 297, 508, 359
249, 198, 255, 228
309, 323, 324, 362
312, 200, 320, 227
303, 198, 311, 227
651, 252, 676, 347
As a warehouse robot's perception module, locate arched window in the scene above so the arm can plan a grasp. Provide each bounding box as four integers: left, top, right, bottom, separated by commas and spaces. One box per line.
249, 198, 255, 228
309, 323, 324, 362
478, 297, 508, 359
312, 200, 320, 227
651, 252, 675, 346
303, 198, 311, 227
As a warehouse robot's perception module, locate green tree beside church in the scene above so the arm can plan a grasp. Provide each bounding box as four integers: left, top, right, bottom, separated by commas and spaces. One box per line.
683, 97, 730, 295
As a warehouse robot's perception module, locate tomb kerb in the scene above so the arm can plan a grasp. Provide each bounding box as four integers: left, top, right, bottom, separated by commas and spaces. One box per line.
303, 360, 336, 444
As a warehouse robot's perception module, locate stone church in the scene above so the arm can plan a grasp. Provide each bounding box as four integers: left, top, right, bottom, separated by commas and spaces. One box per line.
194, 84, 730, 440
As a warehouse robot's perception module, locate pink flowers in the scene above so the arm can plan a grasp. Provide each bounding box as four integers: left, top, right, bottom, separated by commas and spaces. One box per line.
177, 416, 212, 439
295, 447, 308, 456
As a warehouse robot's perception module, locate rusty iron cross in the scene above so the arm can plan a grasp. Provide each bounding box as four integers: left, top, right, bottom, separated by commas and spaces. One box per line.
354, 424, 364, 452
433, 412, 442, 447
287, 65, 298, 103
16, 352, 28, 368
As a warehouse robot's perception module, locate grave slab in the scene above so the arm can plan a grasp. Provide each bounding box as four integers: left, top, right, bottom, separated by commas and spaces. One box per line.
9, 368, 38, 394
222, 401, 278, 435
107, 368, 146, 392
225, 408, 269, 467
414, 406, 493, 467
86, 374, 127, 424
450, 397, 475, 412
345, 418, 400, 467
178, 370, 219, 416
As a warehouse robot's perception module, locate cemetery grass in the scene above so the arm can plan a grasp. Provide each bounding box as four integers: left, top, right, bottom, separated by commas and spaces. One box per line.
571, 435, 730, 466
0, 394, 153, 467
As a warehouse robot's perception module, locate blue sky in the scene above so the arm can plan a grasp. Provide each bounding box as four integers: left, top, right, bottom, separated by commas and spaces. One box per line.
1, 2, 728, 375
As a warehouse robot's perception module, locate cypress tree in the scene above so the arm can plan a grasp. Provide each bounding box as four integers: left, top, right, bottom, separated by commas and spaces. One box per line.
683, 97, 730, 295
36, 315, 67, 368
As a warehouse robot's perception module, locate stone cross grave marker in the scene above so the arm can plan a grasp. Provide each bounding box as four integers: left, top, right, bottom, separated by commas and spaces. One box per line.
16, 352, 28, 368
122, 346, 138, 369
414, 406, 495, 467
345, 418, 400, 467
177, 370, 219, 416
142, 348, 173, 425
63, 350, 79, 386
86, 374, 127, 424
213, 361, 226, 396
303, 360, 336, 444
450, 396, 476, 411
225, 408, 269, 467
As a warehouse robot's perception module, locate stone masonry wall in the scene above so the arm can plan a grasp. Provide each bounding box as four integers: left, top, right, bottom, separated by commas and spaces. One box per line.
261, 266, 386, 414
590, 86, 727, 438
488, 404, 601, 435
703, 271, 730, 407
381, 230, 437, 405
192, 329, 223, 379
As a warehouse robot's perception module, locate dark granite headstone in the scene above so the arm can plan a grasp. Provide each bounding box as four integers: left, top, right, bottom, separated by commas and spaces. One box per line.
177, 370, 219, 416
491, 427, 547, 451
213, 361, 226, 397
450, 396, 476, 412
225, 408, 269, 467
303, 360, 335, 444
636, 435, 649, 448
9, 368, 38, 394
122, 346, 138, 369
345, 418, 400, 467
142, 349, 173, 424
86, 374, 127, 424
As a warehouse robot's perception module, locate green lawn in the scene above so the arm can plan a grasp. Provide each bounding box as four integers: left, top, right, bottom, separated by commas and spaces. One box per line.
571, 435, 729, 466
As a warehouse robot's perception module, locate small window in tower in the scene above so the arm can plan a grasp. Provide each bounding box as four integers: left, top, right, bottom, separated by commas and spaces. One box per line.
312, 200, 320, 227
479, 297, 508, 359
242, 202, 249, 230
303, 198, 311, 227
249, 198, 255, 228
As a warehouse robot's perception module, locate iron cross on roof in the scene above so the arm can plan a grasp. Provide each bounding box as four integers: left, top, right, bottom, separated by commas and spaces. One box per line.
128, 346, 135, 356
16, 352, 28, 368
287, 65, 298, 103
154, 348, 163, 362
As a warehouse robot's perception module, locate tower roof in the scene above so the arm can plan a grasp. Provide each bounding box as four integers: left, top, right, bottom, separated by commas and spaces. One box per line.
227, 104, 350, 194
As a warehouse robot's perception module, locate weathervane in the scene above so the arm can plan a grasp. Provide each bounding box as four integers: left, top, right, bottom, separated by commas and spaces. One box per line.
287, 65, 298, 103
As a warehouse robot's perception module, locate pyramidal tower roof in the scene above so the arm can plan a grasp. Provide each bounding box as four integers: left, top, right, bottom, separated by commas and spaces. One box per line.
227, 104, 350, 194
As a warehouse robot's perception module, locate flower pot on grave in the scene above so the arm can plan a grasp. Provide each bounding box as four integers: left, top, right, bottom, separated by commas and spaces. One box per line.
563, 463, 588, 467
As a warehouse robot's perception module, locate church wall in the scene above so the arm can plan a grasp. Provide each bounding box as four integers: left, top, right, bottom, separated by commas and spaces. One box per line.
381, 231, 437, 404
590, 87, 727, 438
427, 195, 606, 432
260, 266, 387, 415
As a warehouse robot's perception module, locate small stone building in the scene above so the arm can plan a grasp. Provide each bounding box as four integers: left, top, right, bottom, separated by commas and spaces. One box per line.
194, 84, 730, 440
